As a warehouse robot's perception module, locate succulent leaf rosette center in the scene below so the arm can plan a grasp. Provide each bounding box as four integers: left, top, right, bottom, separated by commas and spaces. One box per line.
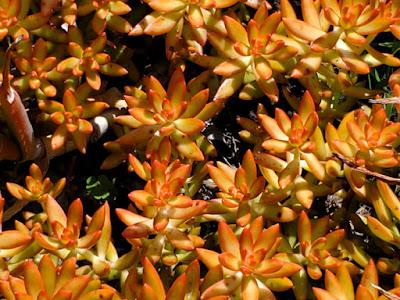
12, 38, 59, 98
112, 69, 224, 161
192, 10, 298, 102
6, 163, 66, 202
116, 142, 207, 260
57, 31, 127, 90
197, 218, 302, 298
127, 157, 205, 232
327, 104, 400, 188
259, 91, 319, 154
33, 196, 106, 252
208, 149, 265, 226
39, 87, 109, 153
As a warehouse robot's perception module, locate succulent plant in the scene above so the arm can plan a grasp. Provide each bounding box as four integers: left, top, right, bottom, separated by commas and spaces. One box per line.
130, 0, 241, 58
78, 0, 132, 34
0, 0, 400, 298
258, 90, 319, 154
0, 0, 48, 41
254, 91, 342, 212
122, 257, 200, 300
207, 149, 265, 226
326, 104, 400, 193
281, 0, 400, 75
116, 140, 207, 263
131, 0, 240, 36
105, 69, 222, 166
313, 260, 400, 300
190, 4, 299, 101
33, 195, 106, 253
38, 88, 109, 153
277, 212, 358, 281
6, 163, 66, 203
12, 38, 61, 99
0, 255, 121, 299
57, 28, 128, 90
197, 217, 301, 299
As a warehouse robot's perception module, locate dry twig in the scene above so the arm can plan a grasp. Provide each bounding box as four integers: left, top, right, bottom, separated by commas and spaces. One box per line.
334, 153, 400, 184
369, 97, 400, 104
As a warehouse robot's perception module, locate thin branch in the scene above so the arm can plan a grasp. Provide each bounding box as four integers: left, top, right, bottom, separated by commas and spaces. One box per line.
370, 282, 400, 300
334, 153, 400, 184
369, 97, 400, 104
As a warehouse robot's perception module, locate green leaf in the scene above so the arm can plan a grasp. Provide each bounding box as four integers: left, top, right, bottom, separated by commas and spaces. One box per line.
85, 175, 116, 201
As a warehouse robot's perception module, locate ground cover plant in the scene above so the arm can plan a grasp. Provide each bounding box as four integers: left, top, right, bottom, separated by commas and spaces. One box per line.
0, 0, 400, 299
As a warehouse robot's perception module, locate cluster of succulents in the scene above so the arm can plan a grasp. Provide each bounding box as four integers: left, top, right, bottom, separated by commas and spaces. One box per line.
1, 0, 400, 299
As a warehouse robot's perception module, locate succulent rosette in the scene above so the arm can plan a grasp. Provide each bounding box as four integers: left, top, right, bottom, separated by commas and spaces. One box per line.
0, 0, 48, 41
104, 69, 223, 167
39, 87, 109, 153
282, 0, 400, 76
6, 163, 66, 203
78, 0, 132, 34
197, 218, 301, 299
12, 38, 62, 99
130, 0, 242, 58
0, 255, 121, 299
206, 150, 265, 226
190, 4, 299, 101
57, 28, 128, 90
255, 91, 341, 212
117, 142, 207, 263
33, 196, 106, 253
276, 212, 358, 288
1, 0, 400, 298
326, 104, 400, 194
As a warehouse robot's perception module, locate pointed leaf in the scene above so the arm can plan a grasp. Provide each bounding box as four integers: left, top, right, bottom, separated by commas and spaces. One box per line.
218, 221, 241, 258
0, 230, 31, 249
283, 18, 325, 41
223, 16, 249, 46
166, 273, 186, 300
24, 260, 45, 299
143, 257, 166, 299
46, 195, 67, 227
